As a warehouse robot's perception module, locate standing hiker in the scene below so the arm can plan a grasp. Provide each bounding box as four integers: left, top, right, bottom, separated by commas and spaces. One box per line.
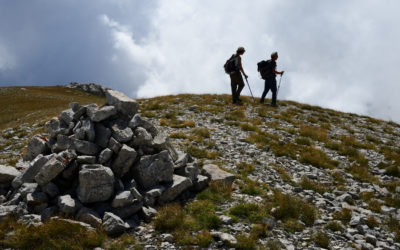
258, 51, 284, 107
224, 47, 248, 104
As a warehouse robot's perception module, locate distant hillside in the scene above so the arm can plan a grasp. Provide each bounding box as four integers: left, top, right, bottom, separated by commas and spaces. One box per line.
0, 86, 399, 249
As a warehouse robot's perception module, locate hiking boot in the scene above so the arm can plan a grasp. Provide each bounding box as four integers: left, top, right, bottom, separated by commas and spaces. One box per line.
271, 103, 278, 107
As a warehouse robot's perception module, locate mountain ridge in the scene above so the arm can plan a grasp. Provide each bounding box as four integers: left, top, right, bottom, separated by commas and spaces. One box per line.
0, 86, 399, 249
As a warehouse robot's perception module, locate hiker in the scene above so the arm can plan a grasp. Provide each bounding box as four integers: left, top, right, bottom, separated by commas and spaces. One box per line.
227, 47, 248, 104
259, 51, 284, 106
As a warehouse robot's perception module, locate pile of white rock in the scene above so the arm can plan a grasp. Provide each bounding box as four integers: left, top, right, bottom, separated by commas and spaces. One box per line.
0, 89, 209, 236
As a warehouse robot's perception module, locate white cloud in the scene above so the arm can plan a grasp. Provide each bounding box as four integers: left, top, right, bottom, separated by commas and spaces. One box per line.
101, 0, 400, 122
1, 1, 400, 122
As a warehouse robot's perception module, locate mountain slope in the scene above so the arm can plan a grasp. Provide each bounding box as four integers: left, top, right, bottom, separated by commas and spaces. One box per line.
1, 87, 400, 249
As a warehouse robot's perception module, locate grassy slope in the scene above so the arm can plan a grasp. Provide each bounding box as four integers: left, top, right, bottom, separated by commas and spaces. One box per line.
1, 87, 400, 249
0, 86, 105, 130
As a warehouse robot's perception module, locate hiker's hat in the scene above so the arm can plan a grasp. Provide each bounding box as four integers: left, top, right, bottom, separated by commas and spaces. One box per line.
271, 51, 278, 58
237, 47, 245, 53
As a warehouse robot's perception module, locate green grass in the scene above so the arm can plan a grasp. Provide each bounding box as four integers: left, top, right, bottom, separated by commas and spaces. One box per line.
299, 147, 339, 169
271, 192, 317, 226
196, 182, 232, 203
186, 145, 219, 159
0, 86, 105, 130
237, 162, 256, 176
0, 216, 105, 249
332, 208, 352, 225
325, 221, 344, 232
299, 177, 331, 194
312, 231, 330, 248
299, 125, 328, 142
229, 203, 268, 223
347, 163, 379, 184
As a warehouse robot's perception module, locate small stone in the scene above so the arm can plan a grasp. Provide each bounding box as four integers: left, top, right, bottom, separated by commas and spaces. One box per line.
23, 135, 48, 161
111, 191, 135, 208
87, 105, 117, 122
76, 207, 102, 227
98, 148, 113, 164
102, 212, 129, 236
219, 215, 234, 225
58, 194, 81, 215
77, 155, 97, 164
159, 175, 192, 204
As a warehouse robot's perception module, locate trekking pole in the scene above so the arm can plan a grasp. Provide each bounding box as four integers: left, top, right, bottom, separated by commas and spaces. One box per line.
245, 78, 256, 103
277, 74, 283, 96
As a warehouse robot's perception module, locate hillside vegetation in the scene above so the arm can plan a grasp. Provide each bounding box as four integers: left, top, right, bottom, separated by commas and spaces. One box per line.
0, 86, 400, 249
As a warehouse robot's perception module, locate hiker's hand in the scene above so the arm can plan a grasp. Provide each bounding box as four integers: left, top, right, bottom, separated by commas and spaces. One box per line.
244, 74, 248, 79
281, 71, 285, 75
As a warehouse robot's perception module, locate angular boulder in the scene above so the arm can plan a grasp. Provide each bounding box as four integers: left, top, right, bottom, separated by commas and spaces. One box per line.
201, 164, 235, 186
133, 150, 174, 189
58, 194, 81, 215
111, 191, 135, 208
0, 165, 20, 186
105, 89, 139, 119
129, 114, 158, 137
76, 207, 102, 227
94, 123, 111, 148
159, 175, 193, 204
102, 212, 129, 236
34, 156, 67, 186
111, 144, 137, 178
77, 165, 114, 204
71, 139, 100, 155
23, 135, 48, 161
87, 105, 117, 122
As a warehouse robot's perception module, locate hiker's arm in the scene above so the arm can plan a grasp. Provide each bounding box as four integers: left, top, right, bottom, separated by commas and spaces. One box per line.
273, 67, 284, 75
238, 56, 248, 78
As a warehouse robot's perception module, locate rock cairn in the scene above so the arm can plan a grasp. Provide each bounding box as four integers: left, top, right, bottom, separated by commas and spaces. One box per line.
0, 89, 209, 236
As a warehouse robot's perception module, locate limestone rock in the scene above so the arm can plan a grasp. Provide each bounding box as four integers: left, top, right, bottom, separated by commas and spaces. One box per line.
59, 109, 75, 124
105, 89, 139, 119
77, 165, 114, 203
0, 165, 20, 186
111, 191, 135, 208
129, 114, 158, 137
24, 135, 48, 161
58, 194, 81, 215
111, 120, 133, 143
159, 175, 192, 204
94, 123, 111, 148
87, 105, 117, 122
201, 164, 235, 186
102, 212, 129, 236
34, 156, 67, 186
98, 148, 113, 164
76, 207, 102, 227
72, 139, 100, 156
111, 144, 137, 178
133, 150, 174, 189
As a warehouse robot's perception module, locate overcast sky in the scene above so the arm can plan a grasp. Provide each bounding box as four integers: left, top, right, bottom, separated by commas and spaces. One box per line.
1, 1, 399, 123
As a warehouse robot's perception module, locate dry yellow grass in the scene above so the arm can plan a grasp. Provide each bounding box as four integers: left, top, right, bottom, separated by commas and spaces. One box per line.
0, 86, 105, 130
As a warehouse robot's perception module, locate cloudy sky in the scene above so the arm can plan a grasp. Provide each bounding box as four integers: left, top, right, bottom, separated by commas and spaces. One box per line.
1, 1, 399, 122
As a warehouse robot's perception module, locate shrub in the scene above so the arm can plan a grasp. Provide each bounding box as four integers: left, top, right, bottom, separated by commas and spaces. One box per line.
191, 128, 210, 138
185, 200, 221, 230
240, 123, 259, 132
250, 223, 268, 238
154, 204, 184, 232
195, 230, 213, 247
239, 180, 264, 196
325, 221, 344, 232
272, 192, 316, 226
237, 162, 256, 176
299, 177, 330, 194
299, 147, 339, 169
295, 137, 312, 146
299, 125, 328, 142
271, 142, 298, 159
365, 216, 379, 228
0, 216, 105, 249
186, 145, 219, 159
347, 164, 379, 184
283, 219, 304, 233
229, 203, 266, 223
313, 231, 330, 248
385, 165, 400, 177
332, 208, 352, 225
225, 109, 246, 121
387, 217, 400, 242
233, 233, 257, 250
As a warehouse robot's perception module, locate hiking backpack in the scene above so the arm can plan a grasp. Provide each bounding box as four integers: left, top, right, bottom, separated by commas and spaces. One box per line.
224, 55, 239, 74
257, 59, 273, 79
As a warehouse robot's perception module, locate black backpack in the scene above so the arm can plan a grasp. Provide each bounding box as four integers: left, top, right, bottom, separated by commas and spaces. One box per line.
257, 60, 273, 79
224, 55, 239, 74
